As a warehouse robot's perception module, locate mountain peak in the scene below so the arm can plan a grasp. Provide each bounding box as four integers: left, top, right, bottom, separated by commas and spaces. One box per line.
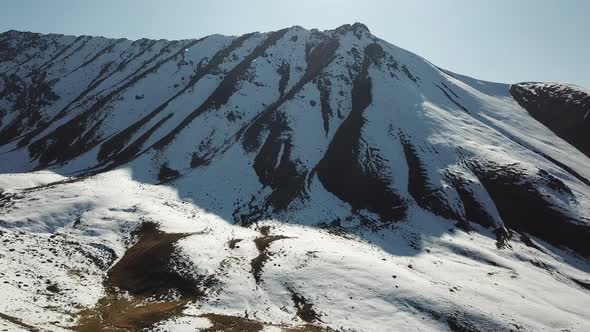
351, 22, 370, 33
332, 22, 371, 35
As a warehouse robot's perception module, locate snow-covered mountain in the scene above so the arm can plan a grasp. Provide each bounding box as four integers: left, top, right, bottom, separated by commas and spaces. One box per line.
0, 24, 589, 331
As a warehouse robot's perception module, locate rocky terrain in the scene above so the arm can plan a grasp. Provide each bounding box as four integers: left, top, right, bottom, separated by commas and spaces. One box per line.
0, 23, 589, 331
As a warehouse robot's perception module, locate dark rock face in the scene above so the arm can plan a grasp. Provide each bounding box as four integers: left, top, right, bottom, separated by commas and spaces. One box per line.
510, 83, 590, 157
97, 33, 256, 165
446, 172, 496, 229
399, 133, 462, 223
0, 71, 59, 144
24, 38, 205, 166
317, 77, 333, 136
241, 35, 341, 212
466, 159, 590, 257
316, 43, 406, 221
153, 29, 290, 150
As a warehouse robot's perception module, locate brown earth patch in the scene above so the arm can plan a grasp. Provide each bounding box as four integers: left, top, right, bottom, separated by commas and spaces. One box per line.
251, 235, 289, 283
199, 313, 264, 332
250, 229, 290, 283
76, 222, 214, 331
285, 325, 337, 332
198, 314, 333, 332
106, 222, 203, 297
75, 295, 188, 332
258, 225, 272, 235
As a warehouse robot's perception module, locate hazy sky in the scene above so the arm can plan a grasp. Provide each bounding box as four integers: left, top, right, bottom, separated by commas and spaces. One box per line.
1, 0, 588, 87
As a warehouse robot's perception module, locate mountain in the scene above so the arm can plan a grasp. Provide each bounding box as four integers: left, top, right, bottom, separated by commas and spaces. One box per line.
0, 24, 589, 331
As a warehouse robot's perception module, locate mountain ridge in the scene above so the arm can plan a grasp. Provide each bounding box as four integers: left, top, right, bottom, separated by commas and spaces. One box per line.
1, 22, 589, 255
0, 24, 589, 331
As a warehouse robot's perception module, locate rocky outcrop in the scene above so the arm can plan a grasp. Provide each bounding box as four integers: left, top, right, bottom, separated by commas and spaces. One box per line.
510, 82, 590, 157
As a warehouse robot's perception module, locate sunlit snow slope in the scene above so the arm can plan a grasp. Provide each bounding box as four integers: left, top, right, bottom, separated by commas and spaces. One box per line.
0, 24, 589, 331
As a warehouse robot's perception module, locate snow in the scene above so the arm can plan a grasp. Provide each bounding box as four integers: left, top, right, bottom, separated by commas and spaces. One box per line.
0, 171, 67, 190
1, 25, 589, 331
153, 316, 212, 331
0, 166, 588, 331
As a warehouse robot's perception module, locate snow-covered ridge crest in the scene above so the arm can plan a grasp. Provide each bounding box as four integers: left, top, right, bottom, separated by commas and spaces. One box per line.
0, 24, 589, 331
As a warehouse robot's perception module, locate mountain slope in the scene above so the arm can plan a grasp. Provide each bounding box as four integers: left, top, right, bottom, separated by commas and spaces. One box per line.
0, 24, 589, 331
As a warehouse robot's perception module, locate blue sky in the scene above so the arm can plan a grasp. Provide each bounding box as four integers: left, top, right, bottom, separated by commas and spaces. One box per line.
1, 0, 588, 87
